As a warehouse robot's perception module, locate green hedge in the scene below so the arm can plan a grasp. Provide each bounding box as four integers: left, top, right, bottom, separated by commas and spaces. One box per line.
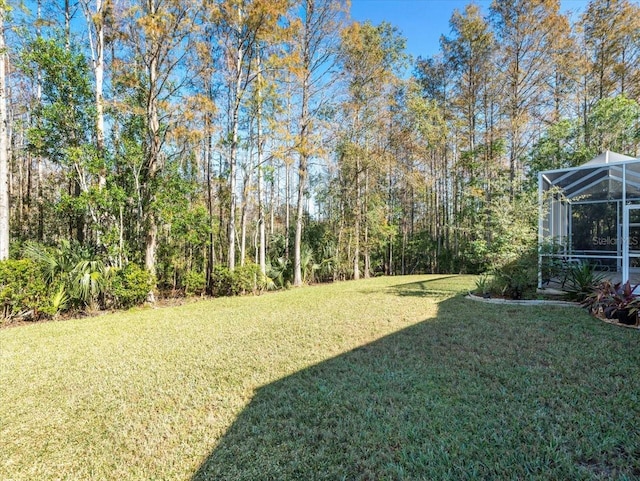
109, 263, 154, 309
211, 262, 266, 297
1, 256, 266, 322
0, 259, 55, 320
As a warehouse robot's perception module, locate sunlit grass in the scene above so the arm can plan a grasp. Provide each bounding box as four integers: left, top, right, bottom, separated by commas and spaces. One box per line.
2, 275, 639, 480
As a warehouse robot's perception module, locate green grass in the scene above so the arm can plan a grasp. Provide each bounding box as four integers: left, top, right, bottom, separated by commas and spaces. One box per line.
1, 275, 639, 480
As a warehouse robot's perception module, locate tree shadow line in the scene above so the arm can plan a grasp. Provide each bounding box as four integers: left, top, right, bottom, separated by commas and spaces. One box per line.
190, 280, 638, 480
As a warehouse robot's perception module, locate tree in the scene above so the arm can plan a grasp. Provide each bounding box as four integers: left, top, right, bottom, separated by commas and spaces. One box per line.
338, 21, 405, 279
79, 0, 108, 189
442, 4, 493, 177
291, 0, 346, 286
587, 95, 640, 155
216, 0, 288, 271
0, 1, 8, 260
22, 36, 97, 243
490, 0, 567, 194
116, 0, 199, 294
581, 0, 640, 101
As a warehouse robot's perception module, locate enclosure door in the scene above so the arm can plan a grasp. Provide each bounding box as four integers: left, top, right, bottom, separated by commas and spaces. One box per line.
622, 204, 640, 283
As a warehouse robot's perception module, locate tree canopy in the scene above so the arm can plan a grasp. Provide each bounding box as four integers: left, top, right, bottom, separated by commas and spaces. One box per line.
2, 0, 639, 294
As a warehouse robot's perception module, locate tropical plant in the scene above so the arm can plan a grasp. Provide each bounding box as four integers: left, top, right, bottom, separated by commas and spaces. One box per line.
583, 280, 640, 325
267, 256, 291, 288
474, 274, 492, 297
23, 240, 109, 309
492, 248, 538, 299
300, 245, 319, 284
563, 262, 607, 301
50, 284, 69, 318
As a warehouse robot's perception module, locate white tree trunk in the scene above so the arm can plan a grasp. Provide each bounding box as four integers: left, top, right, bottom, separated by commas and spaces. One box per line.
256, 50, 266, 275
95, 0, 106, 189
0, 6, 9, 260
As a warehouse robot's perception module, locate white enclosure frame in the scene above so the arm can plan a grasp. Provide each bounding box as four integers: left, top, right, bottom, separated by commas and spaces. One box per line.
538, 151, 640, 288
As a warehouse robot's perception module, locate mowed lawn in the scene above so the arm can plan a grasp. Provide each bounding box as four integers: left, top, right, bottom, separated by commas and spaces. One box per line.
1, 275, 639, 480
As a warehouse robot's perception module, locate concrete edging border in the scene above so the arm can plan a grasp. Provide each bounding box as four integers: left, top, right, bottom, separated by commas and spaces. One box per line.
465, 293, 578, 307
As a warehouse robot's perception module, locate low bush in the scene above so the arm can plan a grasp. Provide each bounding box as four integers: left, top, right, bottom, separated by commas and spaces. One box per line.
474, 274, 493, 297
232, 263, 262, 295
491, 248, 538, 299
211, 262, 266, 297
110, 263, 154, 309
211, 265, 234, 297
583, 280, 640, 325
184, 270, 206, 297
0, 259, 54, 320
22, 241, 109, 310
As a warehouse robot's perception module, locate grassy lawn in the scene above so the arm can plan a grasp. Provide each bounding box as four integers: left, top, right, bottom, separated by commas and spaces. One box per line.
1, 275, 639, 480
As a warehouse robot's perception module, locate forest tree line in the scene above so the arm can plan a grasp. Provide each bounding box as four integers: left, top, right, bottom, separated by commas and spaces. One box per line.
0, 0, 639, 305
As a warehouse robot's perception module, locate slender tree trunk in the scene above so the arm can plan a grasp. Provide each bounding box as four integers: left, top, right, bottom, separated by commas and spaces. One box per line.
227, 5, 245, 271
363, 167, 370, 278
293, 62, 310, 286
353, 156, 361, 280
0, 5, 8, 260
256, 53, 266, 275
94, 0, 106, 190
65, 0, 71, 49
205, 112, 215, 294
143, 0, 161, 301
269, 157, 275, 237
285, 161, 290, 260
240, 170, 250, 266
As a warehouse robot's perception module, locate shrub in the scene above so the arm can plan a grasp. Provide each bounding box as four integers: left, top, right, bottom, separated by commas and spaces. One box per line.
110, 263, 153, 309
211, 262, 266, 297
0, 259, 53, 320
492, 249, 538, 299
184, 270, 206, 297
232, 263, 261, 295
211, 265, 234, 297
267, 256, 291, 288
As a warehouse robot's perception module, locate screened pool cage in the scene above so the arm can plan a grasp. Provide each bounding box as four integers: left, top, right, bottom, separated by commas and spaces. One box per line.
538, 150, 640, 289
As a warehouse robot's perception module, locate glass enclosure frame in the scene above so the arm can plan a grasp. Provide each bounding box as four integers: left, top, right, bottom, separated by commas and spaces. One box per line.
538, 152, 640, 288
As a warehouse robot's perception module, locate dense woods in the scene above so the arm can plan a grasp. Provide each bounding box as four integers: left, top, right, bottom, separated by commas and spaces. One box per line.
1, 0, 640, 315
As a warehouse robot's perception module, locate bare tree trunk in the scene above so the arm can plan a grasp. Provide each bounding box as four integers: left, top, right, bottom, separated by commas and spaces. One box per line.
205, 112, 215, 294
256, 53, 266, 275
285, 161, 290, 260
35, 0, 45, 241
269, 157, 275, 237
227, 4, 246, 271
94, 0, 106, 190
240, 169, 250, 266
293, 50, 310, 286
353, 156, 361, 280
0, 6, 8, 260
363, 168, 370, 278
143, 0, 161, 302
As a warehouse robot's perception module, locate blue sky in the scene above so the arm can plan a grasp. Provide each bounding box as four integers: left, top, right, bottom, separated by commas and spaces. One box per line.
349, 0, 589, 60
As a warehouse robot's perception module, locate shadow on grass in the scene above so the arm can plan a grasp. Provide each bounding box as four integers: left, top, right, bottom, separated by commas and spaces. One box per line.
387, 275, 468, 298
192, 294, 640, 480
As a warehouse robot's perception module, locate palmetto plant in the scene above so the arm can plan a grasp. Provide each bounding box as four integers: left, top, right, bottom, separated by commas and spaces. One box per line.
315, 243, 336, 283
23, 241, 110, 310
300, 245, 319, 284
267, 256, 290, 288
